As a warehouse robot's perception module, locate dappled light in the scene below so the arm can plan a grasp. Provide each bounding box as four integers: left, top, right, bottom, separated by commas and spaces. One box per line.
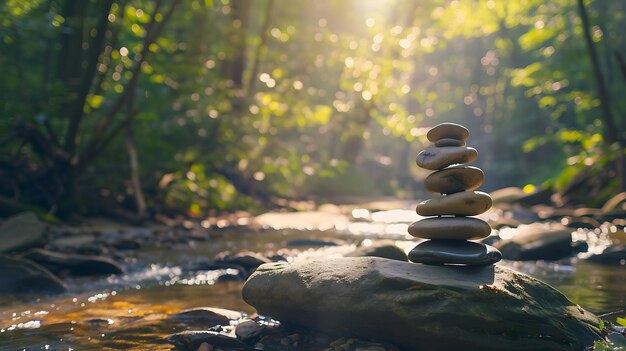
1, 0, 626, 350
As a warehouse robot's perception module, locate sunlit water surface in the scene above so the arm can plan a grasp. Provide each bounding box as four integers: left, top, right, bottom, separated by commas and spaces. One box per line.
1, 213, 625, 350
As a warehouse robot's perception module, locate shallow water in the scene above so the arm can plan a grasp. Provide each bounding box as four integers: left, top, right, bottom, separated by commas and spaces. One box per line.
1, 217, 625, 351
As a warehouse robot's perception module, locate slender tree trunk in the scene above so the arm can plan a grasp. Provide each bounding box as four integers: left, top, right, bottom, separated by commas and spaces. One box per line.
578, 0, 625, 191
125, 125, 146, 219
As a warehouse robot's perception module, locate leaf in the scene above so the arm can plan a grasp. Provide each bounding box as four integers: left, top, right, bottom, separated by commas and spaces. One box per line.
205, 0, 213, 8
617, 317, 626, 327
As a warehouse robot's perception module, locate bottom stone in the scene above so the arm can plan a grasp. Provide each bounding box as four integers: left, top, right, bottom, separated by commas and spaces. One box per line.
242, 257, 602, 351
408, 239, 502, 265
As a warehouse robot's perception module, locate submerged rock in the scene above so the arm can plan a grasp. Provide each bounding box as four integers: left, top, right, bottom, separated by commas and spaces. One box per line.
0, 255, 66, 294
171, 307, 243, 327
243, 257, 602, 351
22, 248, 123, 276
166, 331, 252, 350
0, 212, 46, 253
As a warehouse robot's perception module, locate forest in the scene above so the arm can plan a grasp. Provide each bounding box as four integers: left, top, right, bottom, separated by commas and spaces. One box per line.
1, 0, 625, 220
1, 1, 626, 350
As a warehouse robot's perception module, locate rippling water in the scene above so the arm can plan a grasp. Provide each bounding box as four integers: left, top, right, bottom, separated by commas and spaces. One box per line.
1, 210, 625, 350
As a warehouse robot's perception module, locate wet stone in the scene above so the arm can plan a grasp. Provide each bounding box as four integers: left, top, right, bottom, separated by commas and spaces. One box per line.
408, 240, 502, 265
235, 319, 265, 340
171, 307, 242, 327
424, 166, 484, 194
416, 191, 492, 216
435, 138, 465, 147
415, 146, 477, 170
408, 217, 491, 240
426, 123, 469, 143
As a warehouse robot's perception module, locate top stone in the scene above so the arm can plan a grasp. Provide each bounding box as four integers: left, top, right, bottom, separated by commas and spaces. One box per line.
427, 123, 469, 143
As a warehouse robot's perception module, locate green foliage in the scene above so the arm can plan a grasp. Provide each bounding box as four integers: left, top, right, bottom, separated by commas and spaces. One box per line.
1, 0, 625, 216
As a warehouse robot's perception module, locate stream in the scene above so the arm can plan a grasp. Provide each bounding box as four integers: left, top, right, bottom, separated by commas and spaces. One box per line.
1, 205, 625, 351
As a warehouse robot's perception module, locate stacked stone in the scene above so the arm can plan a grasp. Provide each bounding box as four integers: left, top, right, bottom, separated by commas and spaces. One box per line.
408, 123, 502, 266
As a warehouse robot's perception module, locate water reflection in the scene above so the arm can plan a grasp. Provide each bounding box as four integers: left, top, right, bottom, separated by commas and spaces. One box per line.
1, 209, 625, 350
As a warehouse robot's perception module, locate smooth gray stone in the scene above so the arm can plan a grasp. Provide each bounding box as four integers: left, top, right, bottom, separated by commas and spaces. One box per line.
435, 138, 465, 147
408, 240, 501, 265
408, 217, 492, 240
242, 257, 602, 351
424, 166, 484, 194
416, 146, 477, 170
0, 212, 46, 253
426, 123, 469, 143
416, 191, 492, 216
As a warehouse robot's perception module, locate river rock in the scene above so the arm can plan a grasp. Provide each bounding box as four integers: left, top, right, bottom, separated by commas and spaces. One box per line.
435, 138, 465, 147
408, 217, 491, 240
22, 248, 123, 276
242, 257, 602, 351
426, 123, 469, 143
416, 191, 492, 216
166, 331, 252, 351
345, 241, 407, 261
493, 223, 584, 261
585, 245, 626, 265
235, 319, 265, 340
171, 307, 243, 326
0, 255, 67, 294
415, 146, 477, 170
424, 166, 484, 194
408, 240, 501, 265
0, 212, 46, 253
220, 251, 272, 271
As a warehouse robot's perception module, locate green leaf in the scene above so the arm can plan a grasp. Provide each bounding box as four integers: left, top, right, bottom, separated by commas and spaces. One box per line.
617, 316, 626, 326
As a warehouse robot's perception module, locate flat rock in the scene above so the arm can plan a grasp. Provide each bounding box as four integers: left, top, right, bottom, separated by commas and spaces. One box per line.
0, 212, 46, 253
435, 138, 465, 147
494, 223, 584, 261
171, 307, 243, 326
166, 331, 252, 350
416, 191, 492, 216
426, 123, 469, 143
415, 146, 477, 170
408, 240, 501, 265
22, 248, 123, 276
242, 257, 602, 351
424, 166, 484, 194
408, 217, 491, 240
345, 241, 407, 261
0, 255, 67, 294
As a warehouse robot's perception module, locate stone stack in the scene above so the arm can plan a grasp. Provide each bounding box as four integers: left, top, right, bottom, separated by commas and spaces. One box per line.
409, 123, 502, 265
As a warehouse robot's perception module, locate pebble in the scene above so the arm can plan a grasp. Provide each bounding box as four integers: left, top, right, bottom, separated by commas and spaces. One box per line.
415, 146, 477, 170
408, 217, 491, 240
235, 319, 265, 340
424, 166, 484, 194
408, 240, 502, 265
416, 191, 492, 216
426, 123, 469, 143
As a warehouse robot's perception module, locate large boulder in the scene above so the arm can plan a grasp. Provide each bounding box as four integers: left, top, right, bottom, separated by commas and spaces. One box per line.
242, 257, 602, 351
0, 255, 67, 294
0, 212, 46, 252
